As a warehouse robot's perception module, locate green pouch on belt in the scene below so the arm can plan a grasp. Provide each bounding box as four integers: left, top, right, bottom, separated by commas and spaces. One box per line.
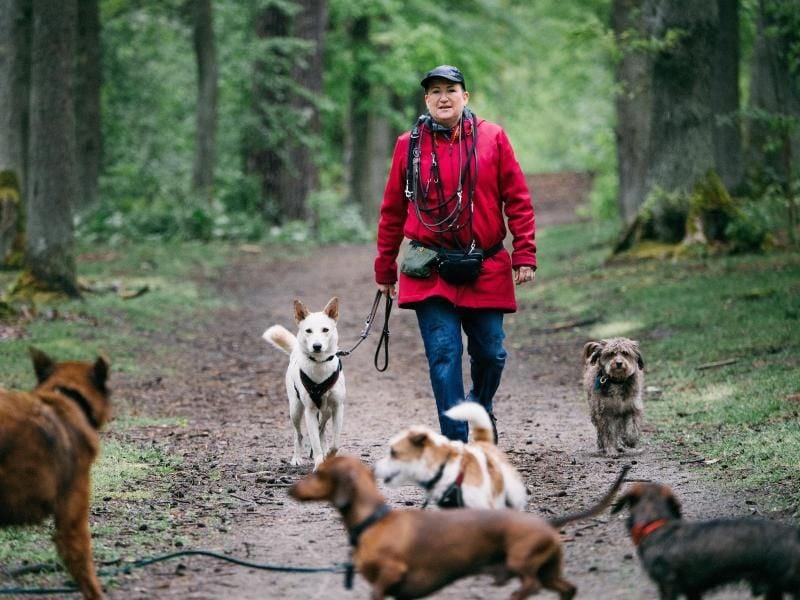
400, 243, 440, 278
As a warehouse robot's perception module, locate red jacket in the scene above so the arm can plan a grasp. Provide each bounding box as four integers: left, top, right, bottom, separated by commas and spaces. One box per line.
374, 115, 536, 312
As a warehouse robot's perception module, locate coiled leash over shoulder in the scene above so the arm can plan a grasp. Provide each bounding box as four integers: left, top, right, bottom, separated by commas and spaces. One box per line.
336, 290, 392, 372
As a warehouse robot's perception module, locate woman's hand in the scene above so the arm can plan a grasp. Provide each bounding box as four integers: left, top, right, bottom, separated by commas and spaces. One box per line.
378, 283, 397, 298
513, 266, 535, 285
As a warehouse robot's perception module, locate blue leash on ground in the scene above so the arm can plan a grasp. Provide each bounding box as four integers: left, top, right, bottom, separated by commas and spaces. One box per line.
0, 549, 349, 595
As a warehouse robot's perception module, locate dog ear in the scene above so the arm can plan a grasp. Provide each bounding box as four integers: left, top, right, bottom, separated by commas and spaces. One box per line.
29, 347, 56, 383
92, 354, 110, 390
583, 341, 603, 365
661, 486, 682, 518
332, 468, 356, 510
632, 341, 644, 369
409, 432, 428, 447
611, 484, 641, 514
293, 299, 310, 323
323, 297, 339, 321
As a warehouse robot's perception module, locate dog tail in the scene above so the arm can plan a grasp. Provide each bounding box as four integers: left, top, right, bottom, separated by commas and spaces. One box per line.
548, 464, 631, 528
262, 325, 297, 356
444, 402, 494, 444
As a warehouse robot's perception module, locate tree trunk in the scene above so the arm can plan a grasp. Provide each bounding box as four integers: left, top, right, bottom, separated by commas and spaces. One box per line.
191, 0, 218, 204
247, 5, 292, 222
0, 0, 31, 203
278, 0, 326, 225
611, 0, 656, 223
246, 0, 326, 224
646, 1, 718, 198
710, 0, 741, 192
26, 0, 79, 296
746, 0, 800, 193
75, 0, 101, 211
348, 15, 371, 218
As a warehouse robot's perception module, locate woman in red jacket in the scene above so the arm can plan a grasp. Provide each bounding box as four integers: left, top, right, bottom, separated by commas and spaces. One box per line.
374, 65, 536, 443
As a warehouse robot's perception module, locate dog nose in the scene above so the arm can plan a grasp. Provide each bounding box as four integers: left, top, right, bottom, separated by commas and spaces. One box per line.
615, 360, 623, 368
313, 343, 323, 352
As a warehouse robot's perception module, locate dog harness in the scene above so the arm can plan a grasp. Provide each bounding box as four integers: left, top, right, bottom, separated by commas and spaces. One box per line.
630, 518, 669, 546
420, 460, 466, 509
296, 360, 342, 409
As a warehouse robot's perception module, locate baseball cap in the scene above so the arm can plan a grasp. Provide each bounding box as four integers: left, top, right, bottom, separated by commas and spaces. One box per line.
420, 65, 466, 89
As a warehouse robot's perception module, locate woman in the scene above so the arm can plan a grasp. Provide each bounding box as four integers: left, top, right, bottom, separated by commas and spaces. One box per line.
374, 64, 536, 442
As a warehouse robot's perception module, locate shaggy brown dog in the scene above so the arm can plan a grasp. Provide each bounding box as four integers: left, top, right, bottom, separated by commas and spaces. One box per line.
290, 454, 629, 599
0, 348, 111, 600
582, 337, 644, 456
613, 482, 800, 599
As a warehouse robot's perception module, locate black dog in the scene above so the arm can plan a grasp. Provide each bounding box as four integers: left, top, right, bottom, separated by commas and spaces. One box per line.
613, 482, 800, 599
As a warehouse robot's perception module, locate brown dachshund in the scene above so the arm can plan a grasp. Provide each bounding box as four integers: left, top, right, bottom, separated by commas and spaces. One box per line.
290, 454, 629, 599
0, 348, 112, 600
613, 482, 800, 599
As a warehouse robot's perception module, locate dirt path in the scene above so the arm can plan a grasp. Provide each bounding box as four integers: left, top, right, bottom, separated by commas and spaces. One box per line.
108, 243, 758, 600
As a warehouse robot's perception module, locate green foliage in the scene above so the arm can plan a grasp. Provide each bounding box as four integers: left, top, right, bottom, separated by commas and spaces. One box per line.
523, 221, 800, 512
96, 1, 620, 243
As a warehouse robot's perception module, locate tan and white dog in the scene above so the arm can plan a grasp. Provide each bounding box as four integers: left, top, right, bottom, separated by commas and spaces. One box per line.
263, 297, 345, 469
374, 402, 528, 510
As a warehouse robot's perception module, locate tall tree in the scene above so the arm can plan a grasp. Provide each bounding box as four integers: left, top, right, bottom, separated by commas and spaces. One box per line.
345, 13, 393, 223
246, 0, 326, 224
711, 0, 741, 192
611, 0, 656, 223
75, 0, 102, 210
746, 0, 800, 237
279, 0, 326, 225
191, 0, 218, 204
26, 0, 80, 296
645, 1, 718, 204
0, 0, 31, 263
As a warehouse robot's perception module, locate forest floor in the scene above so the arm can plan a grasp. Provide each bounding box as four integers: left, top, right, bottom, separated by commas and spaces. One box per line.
101, 227, 768, 599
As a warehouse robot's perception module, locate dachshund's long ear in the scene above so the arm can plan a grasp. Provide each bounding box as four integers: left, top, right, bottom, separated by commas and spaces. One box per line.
332, 468, 356, 510
611, 484, 641, 514
583, 341, 603, 365
662, 486, 682, 518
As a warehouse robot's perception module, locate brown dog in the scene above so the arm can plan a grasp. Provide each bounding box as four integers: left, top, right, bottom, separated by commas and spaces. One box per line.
290, 454, 629, 599
0, 348, 111, 600
613, 482, 800, 599
582, 337, 644, 456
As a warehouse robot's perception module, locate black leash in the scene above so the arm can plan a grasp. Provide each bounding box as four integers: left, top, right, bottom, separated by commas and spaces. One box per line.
0, 550, 348, 596
336, 290, 392, 372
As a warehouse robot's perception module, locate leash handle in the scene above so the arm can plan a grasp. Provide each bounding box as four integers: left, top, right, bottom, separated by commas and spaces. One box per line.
374, 294, 391, 372
337, 290, 392, 372
337, 291, 382, 357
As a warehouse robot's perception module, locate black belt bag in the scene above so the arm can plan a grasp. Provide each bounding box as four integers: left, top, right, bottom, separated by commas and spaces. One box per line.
407, 241, 503, 285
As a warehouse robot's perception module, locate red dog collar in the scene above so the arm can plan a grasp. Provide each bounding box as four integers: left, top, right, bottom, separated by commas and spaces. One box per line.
630, 519, 669, 546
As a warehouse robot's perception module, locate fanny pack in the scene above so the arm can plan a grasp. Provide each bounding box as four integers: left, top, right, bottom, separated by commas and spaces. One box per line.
401, 240, 503, 285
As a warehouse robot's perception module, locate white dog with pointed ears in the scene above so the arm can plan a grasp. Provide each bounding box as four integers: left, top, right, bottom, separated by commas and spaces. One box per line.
263, 297, 345, 469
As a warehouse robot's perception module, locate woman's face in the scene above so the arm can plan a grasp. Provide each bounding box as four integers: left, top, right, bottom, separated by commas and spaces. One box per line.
425, 79, 469, 129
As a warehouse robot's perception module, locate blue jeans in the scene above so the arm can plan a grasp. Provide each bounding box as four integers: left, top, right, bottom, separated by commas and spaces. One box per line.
415, 298, 507, 442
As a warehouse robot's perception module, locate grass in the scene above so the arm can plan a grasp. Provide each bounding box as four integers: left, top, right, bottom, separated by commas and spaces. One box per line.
0, 240, 244, 587
520, 220, 800, 514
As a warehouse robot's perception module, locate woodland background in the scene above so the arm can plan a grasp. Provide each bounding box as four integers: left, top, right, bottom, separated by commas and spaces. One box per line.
0, 0, 798, 297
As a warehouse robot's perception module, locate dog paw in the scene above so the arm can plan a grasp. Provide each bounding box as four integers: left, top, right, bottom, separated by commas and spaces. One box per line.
290, 455, 303, 466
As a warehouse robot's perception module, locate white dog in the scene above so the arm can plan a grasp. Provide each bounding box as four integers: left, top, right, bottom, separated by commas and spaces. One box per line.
263, 297, 345, 469
374, 402, 528, 510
